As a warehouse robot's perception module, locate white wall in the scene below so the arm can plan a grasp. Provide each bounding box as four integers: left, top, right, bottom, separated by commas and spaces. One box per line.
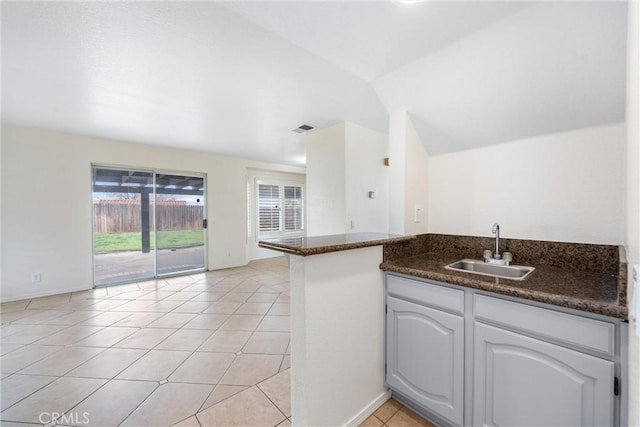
404, 116, 429, 235
306, 123, 347, 236
345, 122, 389, 234
307, 122, 389, 236
388, 111, 430, 235
388, 111, 407, 234
625, 1, 640, 424
0, 137, 3, 293
0, 126, 304, 302
428, 123, 626, 244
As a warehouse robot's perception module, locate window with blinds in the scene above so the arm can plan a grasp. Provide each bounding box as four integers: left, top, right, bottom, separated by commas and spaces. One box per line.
258, 184, 281, 232
246, 178, 252, 241
284, 186, 304, 231
256, 180, 305, 237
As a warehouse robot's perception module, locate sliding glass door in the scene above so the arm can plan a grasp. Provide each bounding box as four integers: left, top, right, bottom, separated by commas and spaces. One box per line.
155, 173, 205, 276
92, 168, 155, 286
92, 166, 206, 286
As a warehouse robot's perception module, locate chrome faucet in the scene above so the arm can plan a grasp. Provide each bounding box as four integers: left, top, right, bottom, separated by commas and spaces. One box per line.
484, 222, 512, 265
492, 223, 501, 259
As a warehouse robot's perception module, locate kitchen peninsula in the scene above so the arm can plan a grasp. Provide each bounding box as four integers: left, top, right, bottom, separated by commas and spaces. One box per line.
261, 231, 629, 426
259, 233, 415, 427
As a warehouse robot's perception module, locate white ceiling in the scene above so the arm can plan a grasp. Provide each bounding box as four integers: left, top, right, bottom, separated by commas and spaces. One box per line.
374, 1, 628, 154
1, 1, 628, 164
219, 1, 530, 82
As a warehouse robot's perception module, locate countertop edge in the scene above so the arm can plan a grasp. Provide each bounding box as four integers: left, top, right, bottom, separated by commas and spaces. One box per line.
259, 235, 416, 257
381, 262, 629, 320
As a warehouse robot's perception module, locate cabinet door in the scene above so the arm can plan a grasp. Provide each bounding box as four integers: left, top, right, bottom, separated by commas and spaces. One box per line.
473, 322, 614, 427
386, 296, 464, 425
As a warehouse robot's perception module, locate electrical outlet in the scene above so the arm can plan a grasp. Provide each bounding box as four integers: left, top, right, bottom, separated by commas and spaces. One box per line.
414, 205, 422, 223
350, 220, 355, 230
31, 273, 42, 283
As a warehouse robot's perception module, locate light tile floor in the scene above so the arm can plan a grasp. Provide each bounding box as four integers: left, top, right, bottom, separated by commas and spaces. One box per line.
1, 257, 433, 427
360, 399, 436, 427
1, 258, 291, 427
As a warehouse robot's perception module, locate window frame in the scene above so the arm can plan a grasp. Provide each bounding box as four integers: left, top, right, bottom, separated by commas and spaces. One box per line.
250, 175, 305, 241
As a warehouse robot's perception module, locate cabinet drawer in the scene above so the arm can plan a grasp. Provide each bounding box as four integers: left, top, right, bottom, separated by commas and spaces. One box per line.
387, 274, 465, 314
474, 294, 615, 356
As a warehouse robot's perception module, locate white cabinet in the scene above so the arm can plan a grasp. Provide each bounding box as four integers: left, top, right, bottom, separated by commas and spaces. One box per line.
386, 296, 464, 425
384, 273, 624, 427
473, 322, 614, 427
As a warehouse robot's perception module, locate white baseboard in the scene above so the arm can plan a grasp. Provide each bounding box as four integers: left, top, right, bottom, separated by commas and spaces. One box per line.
344, 389, 392, 427
0, 285, 92, 303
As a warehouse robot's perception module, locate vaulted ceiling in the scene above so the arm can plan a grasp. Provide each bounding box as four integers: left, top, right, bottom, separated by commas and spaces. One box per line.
1, 1, 628, 164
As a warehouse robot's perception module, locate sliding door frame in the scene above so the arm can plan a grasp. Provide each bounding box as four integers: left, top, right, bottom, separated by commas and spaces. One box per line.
91, 163, 208, 287
154, 168, 208, 279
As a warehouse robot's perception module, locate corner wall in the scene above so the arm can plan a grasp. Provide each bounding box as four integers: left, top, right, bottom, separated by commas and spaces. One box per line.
306, 123, 347, 236
0, 126, 304, 302
345, 122, 389, 234
388, 111, 430, 235
404, 116, 429, 235
306, 122, 389, 236
388, 111, 408, 234
625, 0, 640, 424
427, 123, 626, 244
0, 137, 3, 293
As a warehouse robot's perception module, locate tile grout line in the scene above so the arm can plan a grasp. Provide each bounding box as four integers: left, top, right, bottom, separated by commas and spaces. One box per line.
113, 380, 161, 427
0, 374, 58, 415
196, 382, 249, 415
56, 377, 120, 425
2, 345, 67, 376
255, 384, 289, 425
193, 331, 253, 413
172, 413, 202, 427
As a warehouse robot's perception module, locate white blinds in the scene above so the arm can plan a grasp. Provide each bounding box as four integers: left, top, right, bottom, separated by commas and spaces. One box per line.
246, 178, 252, 240
256, 181, 304, 236
284, 186, 304, 231
258, 184, 281, 232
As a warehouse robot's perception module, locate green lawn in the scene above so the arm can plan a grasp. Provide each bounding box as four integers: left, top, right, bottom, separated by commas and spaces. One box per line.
94, 230, 204, 253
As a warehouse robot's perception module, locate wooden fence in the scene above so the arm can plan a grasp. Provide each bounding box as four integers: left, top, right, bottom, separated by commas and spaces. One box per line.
93, 201, 203, 233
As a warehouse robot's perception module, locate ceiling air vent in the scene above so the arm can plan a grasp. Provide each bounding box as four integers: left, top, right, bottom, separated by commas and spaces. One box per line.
292, 124, 315, 134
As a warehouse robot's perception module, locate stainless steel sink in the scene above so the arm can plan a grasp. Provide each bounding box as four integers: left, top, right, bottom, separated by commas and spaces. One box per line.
445, 259, 535, 281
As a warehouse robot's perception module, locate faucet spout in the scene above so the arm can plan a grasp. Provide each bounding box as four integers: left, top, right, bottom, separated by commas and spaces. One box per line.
492, 223, 500, 259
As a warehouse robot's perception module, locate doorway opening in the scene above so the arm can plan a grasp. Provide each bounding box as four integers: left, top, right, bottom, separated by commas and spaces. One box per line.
92, 166, 207, 286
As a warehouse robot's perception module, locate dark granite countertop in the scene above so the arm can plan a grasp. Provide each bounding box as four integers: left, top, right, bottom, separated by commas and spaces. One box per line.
381, 252, 628, 320
258, 232, 415, 256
